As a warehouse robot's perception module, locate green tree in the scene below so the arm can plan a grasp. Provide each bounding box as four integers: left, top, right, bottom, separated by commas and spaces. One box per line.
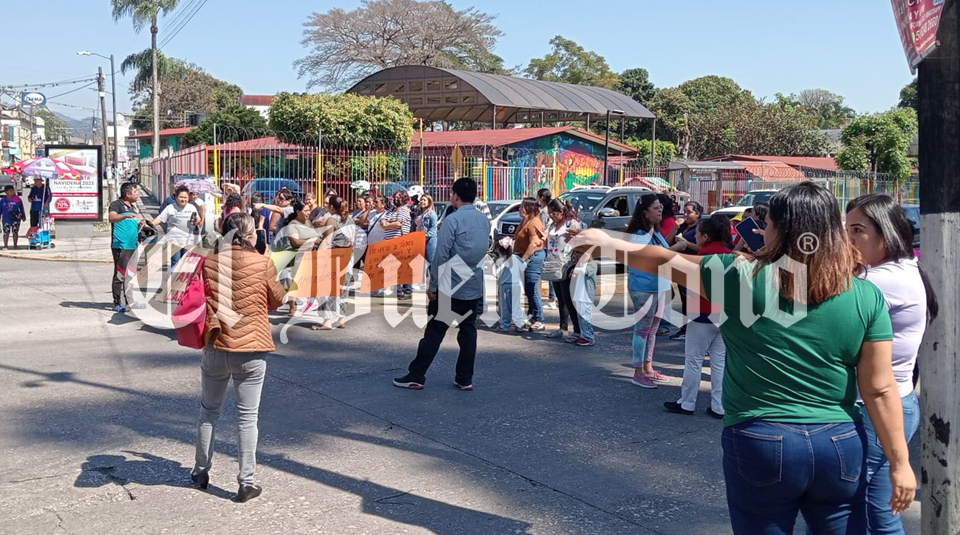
112, 0, 181, 154
837, 108, 918, 179
36, 108, 70, 144
614, 68, 659, 142
678, 75, 753, 115
183, 105, 268, 147
648, 87, 692, 158
268, 92, 415, 148
899, 78, 918, 111
780, 89, 856, 129
524, 36, 619, 89
629, 139, 676, 167
119, 48, 180, 93
296, 0, 504, 89
128, 57, 243, 132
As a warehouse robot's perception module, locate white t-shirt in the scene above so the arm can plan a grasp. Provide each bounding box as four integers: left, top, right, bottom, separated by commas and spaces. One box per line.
158, 202, 199, 246
862, 258, 928, 397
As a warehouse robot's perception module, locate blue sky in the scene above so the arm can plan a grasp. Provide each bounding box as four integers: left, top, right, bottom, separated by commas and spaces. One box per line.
0, 0, 914, 121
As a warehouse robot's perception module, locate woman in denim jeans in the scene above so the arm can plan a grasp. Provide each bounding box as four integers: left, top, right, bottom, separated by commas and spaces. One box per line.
573, 182, 915, 535
847, 194, 938, 534
513, 198, 547, 331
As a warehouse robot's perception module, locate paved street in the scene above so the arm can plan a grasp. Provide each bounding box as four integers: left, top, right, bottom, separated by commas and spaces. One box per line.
0, 256, 921, 535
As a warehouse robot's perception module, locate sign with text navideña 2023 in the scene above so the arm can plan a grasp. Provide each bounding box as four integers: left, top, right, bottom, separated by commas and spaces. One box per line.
45, 145, 103, 220
361, 231, 426, 293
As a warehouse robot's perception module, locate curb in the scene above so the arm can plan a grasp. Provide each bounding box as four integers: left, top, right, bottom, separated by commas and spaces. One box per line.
0, 251, 112, 263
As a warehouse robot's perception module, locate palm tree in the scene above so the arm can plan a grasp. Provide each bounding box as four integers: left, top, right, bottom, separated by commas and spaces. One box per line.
111, 0, 180, 158
120, 49, 171, 93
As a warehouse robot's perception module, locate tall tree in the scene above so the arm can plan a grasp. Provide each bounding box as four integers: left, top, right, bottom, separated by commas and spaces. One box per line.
614, 68, 659, 141
524, 36, 619, 89
648, 87, 693, 158
899, 78, 918, 111
836, 107, 918, 179
126, 57, 243, 133
781, 89, 856, 129
119, 48, 180, 94
112, 0, 181, 157
295, 0, 504, 90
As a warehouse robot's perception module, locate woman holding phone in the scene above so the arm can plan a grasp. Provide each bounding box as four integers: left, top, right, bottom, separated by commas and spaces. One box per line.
571, 182, 914, 534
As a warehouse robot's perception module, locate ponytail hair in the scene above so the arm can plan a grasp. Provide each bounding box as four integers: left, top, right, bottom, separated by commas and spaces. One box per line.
284, 200, 305, 226
547, 198, 578, 222
217, 212, 256, 252
330, 195, 349, 220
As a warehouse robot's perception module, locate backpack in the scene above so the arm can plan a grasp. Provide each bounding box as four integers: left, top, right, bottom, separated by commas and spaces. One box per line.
172, 266, 206, 349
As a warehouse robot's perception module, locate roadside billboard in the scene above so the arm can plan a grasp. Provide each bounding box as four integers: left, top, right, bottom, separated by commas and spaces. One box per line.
45, 145, 103, 220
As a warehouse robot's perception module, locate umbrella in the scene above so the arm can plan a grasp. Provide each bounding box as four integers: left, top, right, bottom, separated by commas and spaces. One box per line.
11, 157, 84, 180
175, 177, 222, 195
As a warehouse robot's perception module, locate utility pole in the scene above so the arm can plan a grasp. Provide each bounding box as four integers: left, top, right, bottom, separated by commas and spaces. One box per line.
109, 53, 119, 186
98, 67, 113, 202
917, 0, 960, 533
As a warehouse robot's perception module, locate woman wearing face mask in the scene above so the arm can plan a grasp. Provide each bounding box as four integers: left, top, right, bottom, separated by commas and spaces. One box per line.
846, 194, 938, 535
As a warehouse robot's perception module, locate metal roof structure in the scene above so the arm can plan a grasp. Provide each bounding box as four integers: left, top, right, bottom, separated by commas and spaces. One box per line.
347, 66, 655, 126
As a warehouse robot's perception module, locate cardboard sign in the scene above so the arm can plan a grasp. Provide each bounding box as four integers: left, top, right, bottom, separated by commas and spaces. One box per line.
157, 247, 208, 304
288, 247, 355, 298
361, 231, 426, 292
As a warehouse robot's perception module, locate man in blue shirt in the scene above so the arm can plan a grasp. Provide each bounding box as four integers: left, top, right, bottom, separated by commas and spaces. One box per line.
109, 182, 146, 313
394, 178, 490, 391
27, 177, 52, 228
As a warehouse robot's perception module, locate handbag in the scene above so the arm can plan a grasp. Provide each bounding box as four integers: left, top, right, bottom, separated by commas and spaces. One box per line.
172, 267, 206, 349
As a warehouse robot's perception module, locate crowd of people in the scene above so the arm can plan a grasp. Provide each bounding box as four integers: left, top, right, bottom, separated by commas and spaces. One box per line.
108, 177, 932, 535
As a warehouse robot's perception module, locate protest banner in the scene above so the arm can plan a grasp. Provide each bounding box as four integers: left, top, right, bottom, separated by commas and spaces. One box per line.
288, 247, 355, 298
361, 231, 426, 292
154, 246, 209, 305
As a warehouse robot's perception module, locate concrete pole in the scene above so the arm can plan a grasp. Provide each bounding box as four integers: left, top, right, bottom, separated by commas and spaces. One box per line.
110, 54, 119, 183
917, 1, 960, 532
98, 67, 113, 202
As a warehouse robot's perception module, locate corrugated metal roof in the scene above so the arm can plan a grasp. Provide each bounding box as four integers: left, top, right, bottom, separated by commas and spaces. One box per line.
348, 66, 654, 125
668, 161, 746, 171
707, 154, 839, 171
129, 127, 194, 139
240, 95, 275, 107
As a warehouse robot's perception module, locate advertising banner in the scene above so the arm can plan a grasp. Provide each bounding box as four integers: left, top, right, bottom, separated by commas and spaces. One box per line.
891, 0, 946, 73
45, 145, 103, 220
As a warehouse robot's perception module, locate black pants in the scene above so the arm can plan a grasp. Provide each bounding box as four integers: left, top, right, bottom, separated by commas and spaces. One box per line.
407, 297, 479, 385
551, 268, 580, 333
112, 248, 135, 305
30, 210, 40, 228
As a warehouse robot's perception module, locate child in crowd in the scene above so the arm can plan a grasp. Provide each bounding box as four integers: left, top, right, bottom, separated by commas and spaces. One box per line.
495, 237, 525, 333
0, 185, 26, 250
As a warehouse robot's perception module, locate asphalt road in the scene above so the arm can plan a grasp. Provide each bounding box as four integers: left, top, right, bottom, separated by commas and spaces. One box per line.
0, 257, 921, 535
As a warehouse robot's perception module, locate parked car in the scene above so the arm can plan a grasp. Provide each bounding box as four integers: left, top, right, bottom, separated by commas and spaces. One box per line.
492, 186, 653, 269
902, 204, 921, 259
242, 178, 304, 200
710, 189, 779, 220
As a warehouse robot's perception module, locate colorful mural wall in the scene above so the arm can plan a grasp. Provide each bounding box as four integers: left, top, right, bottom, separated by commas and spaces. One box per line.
511, 134, 606, 191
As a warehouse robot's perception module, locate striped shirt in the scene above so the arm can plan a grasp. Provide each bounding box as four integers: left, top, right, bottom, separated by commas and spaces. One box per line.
383, 206, 411, 240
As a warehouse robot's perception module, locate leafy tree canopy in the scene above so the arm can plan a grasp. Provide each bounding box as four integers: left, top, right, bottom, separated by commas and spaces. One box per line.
295, 0, 504, 90
183, 105, 268, 148
899, 78, 918, 111
268, 92, 415, 148
777, 89, 856, 129
35, 108, 70, 144
524, 36, 619, 89
837, 107, 917, 179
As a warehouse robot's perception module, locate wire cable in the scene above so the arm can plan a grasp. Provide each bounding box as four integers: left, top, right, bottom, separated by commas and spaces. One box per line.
45, 81, 98, 101
159, 0, 207, 49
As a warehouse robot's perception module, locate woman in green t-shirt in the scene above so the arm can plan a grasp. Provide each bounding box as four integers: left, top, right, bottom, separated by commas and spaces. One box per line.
571, 182, 914, 535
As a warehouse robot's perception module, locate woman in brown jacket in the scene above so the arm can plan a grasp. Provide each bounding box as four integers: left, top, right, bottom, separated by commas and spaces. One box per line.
513, 197, 547, 331
191, 212, 287, 503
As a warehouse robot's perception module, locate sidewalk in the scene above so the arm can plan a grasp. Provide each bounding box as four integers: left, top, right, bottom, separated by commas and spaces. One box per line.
0, 187, 159, 263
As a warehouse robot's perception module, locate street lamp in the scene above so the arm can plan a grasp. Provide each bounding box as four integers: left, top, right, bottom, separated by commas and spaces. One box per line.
78, 50, 119, 186
604, 109, 625, 184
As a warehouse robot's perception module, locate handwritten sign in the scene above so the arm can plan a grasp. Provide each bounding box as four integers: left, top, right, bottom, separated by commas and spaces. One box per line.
156, 246, 208, 304
361, 231, 426, 292
287, 247, 355, 298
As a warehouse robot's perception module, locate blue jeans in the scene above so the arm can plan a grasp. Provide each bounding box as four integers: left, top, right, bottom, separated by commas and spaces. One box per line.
629, 290, 667, 368
862, 391, 920, 535
522, 250, 545, 322
722, 420, 867, 535
171, 247, 186, 268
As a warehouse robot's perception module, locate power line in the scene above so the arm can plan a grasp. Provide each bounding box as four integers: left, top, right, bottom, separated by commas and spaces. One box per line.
159, 0, 207, 49
45, 81, 98, 101
159, 0, 200, 39
0, 77, 98, 90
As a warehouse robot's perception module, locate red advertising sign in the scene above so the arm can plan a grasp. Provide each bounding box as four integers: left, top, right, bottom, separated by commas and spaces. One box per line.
891, 0, 946, 73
